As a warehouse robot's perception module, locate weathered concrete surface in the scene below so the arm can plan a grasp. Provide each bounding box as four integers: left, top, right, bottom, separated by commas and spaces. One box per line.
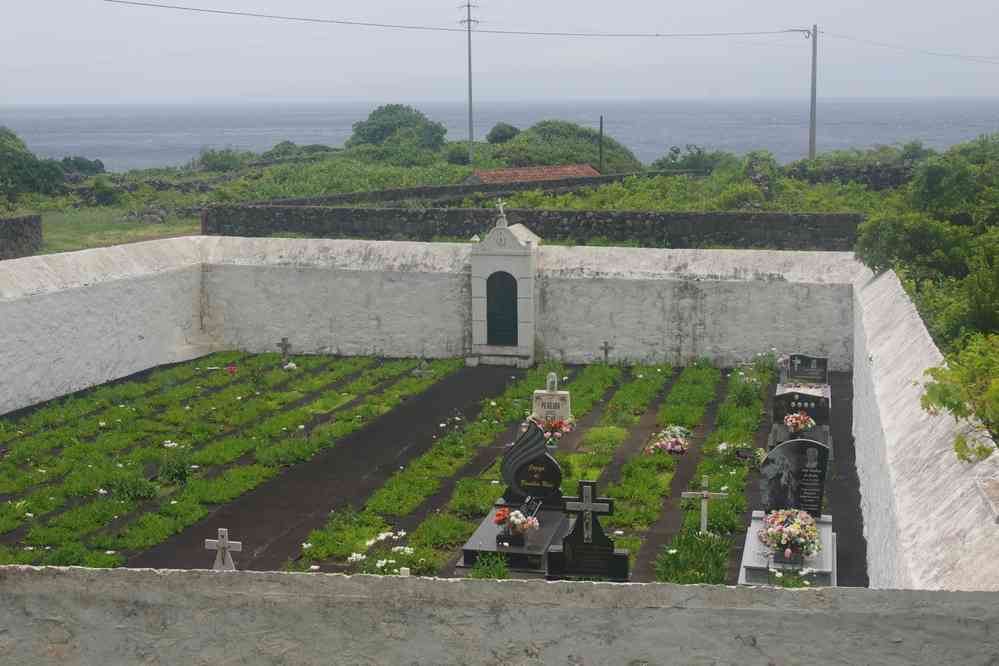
0, 239, 210, 415
2, 566, 998, 665
538, 247, 858, 369
852, 271, 999, 590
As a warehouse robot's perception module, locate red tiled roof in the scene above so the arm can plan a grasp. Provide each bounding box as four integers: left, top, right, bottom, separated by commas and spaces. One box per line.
468, 164, 600, 185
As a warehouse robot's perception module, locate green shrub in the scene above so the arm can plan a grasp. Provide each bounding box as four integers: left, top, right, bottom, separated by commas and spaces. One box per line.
486, 122, 520, 145
651, 145, 738, 174
91, 175, 118, 206
445, 142, 471, 165
470, 552, 509, 579
409, 513, 474, 549
922, 333, 999, 461
196, 147, 255, 172
496, 120, 642, 174
346, 104, 446, 151
654, 528, 730, 584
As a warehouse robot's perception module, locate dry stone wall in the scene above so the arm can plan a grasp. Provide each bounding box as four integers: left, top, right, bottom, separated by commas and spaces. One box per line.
1, 566, 998, 665
0, 215, 42, 260
202, 205, 862, 251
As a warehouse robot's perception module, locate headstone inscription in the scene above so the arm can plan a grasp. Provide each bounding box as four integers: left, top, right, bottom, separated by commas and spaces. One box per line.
759, 439, 830, 517
500, 420, 563, 507
780, 353, 830, 386
531, 372, 573, 425
547, 480, 629, 581
205, 528, 242, 571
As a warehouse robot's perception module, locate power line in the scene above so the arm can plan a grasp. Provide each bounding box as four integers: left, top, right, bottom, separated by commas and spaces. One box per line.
103, 1, 806, 40
821, 30, 999, 65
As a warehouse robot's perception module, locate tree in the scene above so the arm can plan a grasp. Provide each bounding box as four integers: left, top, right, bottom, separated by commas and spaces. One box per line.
486, 122, 520, 145
651, 145, 737, 174
0, 127, 64, 201
495, 120, 642, 173
346, 105, 446, 151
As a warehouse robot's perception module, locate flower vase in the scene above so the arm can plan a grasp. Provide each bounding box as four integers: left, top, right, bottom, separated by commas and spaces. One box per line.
496, 526, 525, 548
773, 549, 804, 567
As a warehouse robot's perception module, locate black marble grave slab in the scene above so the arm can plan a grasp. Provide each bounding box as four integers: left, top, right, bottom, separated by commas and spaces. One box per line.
459, 507, 571, 573
760, 438, 830, 517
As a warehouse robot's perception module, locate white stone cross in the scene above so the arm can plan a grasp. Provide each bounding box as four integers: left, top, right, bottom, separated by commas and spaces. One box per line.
205, 528, 242, 571
682, 476, 729, 534
546, 372, 558, 392
564, 480, 613, 544
496, 199, 508, 227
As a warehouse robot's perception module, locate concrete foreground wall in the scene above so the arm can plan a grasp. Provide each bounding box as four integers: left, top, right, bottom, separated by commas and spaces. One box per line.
852, 271, 999, 590
1, 566, 998, 665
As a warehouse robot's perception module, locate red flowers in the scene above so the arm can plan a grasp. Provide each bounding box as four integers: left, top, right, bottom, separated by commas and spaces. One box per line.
226, 363, 237, 376
494, 507, 511, 525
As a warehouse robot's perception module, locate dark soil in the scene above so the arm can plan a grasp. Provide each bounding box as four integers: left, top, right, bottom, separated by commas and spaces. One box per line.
127, 365, 522, 571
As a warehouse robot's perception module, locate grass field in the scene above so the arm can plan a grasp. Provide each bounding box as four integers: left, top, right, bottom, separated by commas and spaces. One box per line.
39, 209, 200, 255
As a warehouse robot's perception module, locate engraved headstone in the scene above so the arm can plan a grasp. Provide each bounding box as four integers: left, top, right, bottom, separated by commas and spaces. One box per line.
547, 480, 629, 581
205, 527, 242, 571
773, 391, 830, 427
531, 372, 572, 424
781, 353, 830, 386
500, 420, 563, 507
759, 439, 830, 517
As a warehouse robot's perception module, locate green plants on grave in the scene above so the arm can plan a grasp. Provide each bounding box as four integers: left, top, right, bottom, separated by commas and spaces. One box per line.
654, 528, 731, 584
600, 365, 672, 426
657, 361, 722, 429
409, 513, 476, 549
470, 552, 510, 579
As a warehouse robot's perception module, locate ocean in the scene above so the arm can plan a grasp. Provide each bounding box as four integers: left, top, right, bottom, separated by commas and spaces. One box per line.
2, 98, 998, 173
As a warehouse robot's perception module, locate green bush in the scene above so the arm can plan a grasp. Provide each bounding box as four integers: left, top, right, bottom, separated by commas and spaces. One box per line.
651, 145, 738, 174
0, 127, 65, 201
61, 155, 105, 176
486, 122, 520, 145
654, 528, 730, 584
496, 120, 642, 173
196, 147, 255, 172
470, 552, 509, 579
445, 142, 471, 165
922, 334, 999, 461
91, 175, 118, 206
346, 104, 446, 151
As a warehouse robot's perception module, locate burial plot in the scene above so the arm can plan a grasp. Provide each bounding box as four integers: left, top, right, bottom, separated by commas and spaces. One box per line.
768, 390, 834, 458
459, 420, 571, 574
740, 440, 838, 586
779, 353, 830, 386
547, 480, 629, 581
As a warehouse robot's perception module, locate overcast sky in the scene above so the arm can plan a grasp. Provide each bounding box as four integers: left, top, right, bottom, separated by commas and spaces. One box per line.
3, 0, 998, 104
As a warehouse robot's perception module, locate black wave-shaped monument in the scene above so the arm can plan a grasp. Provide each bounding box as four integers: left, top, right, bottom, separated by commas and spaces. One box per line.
500, 420, 563, 507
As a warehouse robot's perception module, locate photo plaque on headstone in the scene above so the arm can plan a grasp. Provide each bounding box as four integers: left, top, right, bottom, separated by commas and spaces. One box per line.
772, 391, 830, 427
780, 353, 830, 386
759, 439, 830, 517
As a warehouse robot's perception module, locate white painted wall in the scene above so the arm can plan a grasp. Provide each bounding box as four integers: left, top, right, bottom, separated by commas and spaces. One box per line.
852, 270, 999, 590
0, 239, 209, 415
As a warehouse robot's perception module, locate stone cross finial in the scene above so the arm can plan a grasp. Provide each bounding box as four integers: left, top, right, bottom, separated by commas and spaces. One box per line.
496, 200, 508, 228
205, 528, 242, 571
546, 372, 558, 392
681, 476, 729, 534
563, 480, 613, 544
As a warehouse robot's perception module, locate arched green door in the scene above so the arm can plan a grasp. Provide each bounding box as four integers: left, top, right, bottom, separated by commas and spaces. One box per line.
487, 271, 518, 346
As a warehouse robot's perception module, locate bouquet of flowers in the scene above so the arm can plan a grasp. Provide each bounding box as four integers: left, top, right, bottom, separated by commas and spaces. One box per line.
644, 425, 691, 456
758, 509, 821, 560
524, 416, 574, 446
494, 508, 540, 535
783, 411, 816, 433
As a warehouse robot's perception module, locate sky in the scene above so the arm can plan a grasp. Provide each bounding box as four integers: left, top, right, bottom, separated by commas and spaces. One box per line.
3, 0, 999, 104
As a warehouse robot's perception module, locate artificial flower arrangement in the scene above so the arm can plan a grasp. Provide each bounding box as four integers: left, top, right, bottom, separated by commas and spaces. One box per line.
524, 415, 574, 446
783, 411, 816, 433
758, 508, 821, 561
643, 425, 691, 456
494, 507, 540, 535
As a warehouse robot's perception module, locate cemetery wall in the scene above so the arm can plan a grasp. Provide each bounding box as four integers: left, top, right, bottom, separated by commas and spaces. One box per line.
198, 237, 471, 358
0, 214, 42, 260
0, 239, 211, 415
202, 205, 862, 251
852, 270, 999, 591
1, 566, 998, 665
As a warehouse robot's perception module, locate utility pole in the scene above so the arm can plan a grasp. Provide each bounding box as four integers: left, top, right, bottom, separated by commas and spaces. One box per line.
809, 24, 818, 159
460, 3, 478, 166
599, 115, 604, 173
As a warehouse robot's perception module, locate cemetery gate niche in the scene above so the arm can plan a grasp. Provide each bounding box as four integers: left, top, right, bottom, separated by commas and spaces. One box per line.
487, 271, 518, 347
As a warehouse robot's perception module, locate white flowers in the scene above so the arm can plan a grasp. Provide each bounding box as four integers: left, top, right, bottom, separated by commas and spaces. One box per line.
439, 423, 447, 428
721, 486, 729, 492
298, 425, 306, 430
667, 549, 678, 555
163, 440, 179, 448
489, 401, 497, 407
309, 565, 320, 571
347, 552, 366, 563
99, 421, 107, 428
302, 542, 313, 550
24, 512, 33, 518
391, 546, 414, 555
284, 362, 298, 370
96, 488, 108, 496
717, 442, 729, 453
105, 550, 116, 555
190, 465, 200, 470
375, 558, 397, 570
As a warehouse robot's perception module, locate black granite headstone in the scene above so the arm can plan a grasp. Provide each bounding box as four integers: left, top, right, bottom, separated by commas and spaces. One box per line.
547, 480, 629, 581
500, 420, 563, 508
781, 354, 830, 385
759, 439, 830, 517
772, 391, 830, 427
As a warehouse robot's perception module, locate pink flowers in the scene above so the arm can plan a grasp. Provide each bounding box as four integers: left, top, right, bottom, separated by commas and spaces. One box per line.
644, 425, 691, 456
758, 509, 821, 558
226, 363, 237, 376
784, 411, 816, 433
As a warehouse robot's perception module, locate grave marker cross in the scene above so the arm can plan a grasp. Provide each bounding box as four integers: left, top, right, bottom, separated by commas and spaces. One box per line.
563, 480, 613, 544
277, 337, 292, 361
205, 528, 242, 571
682, 476, 729, 534
600, 341, 614, 364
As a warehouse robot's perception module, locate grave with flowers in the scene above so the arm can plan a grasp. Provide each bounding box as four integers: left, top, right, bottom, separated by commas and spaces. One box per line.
771, 353, 834, 458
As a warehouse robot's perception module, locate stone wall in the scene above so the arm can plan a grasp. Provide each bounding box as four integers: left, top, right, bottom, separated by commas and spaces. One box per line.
1, 566, 998, 665
202, 205, 862, 251
0, 239, 211, 415
851, 271, 999, 590
0, 215, 42, 260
